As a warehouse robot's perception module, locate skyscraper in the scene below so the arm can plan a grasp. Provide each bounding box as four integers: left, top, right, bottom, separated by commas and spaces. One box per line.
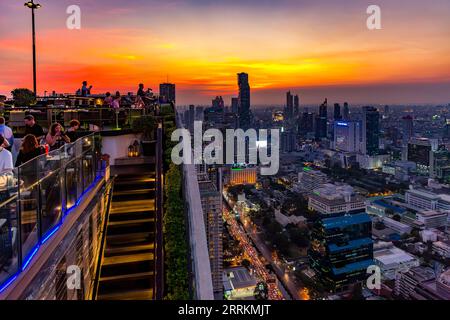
237, 73, 251, 129
362, 106, 380, 156
188, 104, 195, 132
333, 103, 342, 121
294, 95, 300, 117
299, 112, 315, 137
315, 98, 328, 140
212, 96, 224, 109
285, 91, 294, 119
333, 120, 362, 153
159, 83, 176, 104
402, 115, 414, 145
343, 102, 350, 120
231, 97, 239, 114
281, 130, 296, 153
443, 119, 450, 140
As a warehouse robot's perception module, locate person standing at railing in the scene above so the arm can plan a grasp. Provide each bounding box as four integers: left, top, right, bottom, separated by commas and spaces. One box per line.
136, 83, 152, 107
0, 136, 13, 176
0, 117, 14, 152
112, 91, 121, 109
104, 92, 114, 107
137, 83, 146, 99
24, 115, 45, 141
15, 134, 45, 167
81, 81, 93, 97
45, 123, 71, 151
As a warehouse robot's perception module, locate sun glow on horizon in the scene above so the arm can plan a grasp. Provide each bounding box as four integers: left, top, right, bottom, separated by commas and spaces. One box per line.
0, 0, 449, 104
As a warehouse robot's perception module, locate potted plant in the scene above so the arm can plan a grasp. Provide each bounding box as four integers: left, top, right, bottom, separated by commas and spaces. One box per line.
132, 116, 156, 156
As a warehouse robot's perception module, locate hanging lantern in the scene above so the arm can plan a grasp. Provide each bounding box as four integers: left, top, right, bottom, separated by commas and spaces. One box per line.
133, 140, 140, 157
128, 144, 134, 157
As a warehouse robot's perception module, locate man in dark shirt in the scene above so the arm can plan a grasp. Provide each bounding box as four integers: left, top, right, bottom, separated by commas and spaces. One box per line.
24, 115, 45, 141
137, 83, 145, 98
66, 119, 81, 142
81, 81, 92, 97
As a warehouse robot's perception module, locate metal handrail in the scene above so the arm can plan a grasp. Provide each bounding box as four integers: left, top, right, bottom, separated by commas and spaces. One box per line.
90, 175, 116, 300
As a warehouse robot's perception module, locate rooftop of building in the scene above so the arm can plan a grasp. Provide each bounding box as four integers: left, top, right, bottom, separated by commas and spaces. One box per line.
433, 240, 450, 248
225, 267, 257, 290
403, 266, 436, 282
370, 199, 407, 214
374, 245, 418, 266
198, 180, 219, 195
406, 188, 440, 200
417, 210, 448, 217
322, 212, 372, 229
438, 269, 450, 286
310, 184, 365, 205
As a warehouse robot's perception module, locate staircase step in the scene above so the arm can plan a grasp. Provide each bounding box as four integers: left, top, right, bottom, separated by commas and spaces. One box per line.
97, 289, 154, 301
108, 210, 155, 222
106, 231, 154, 244
105, 242, 154, 256
108, 218, 155, 227
100, 271, 154, 283
102, 252, 154, 266
111, 200, 155, 214
113, 189, 155, 196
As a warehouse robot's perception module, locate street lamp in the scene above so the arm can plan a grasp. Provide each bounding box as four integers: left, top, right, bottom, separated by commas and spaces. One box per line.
24, 1, 41, 96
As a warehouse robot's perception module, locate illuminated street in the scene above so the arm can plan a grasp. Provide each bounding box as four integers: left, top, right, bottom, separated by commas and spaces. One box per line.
224, 194, 310, 300
223, 207, 285, 300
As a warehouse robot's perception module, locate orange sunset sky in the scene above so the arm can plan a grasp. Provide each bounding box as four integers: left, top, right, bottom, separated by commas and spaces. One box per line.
1, 0, 450, 105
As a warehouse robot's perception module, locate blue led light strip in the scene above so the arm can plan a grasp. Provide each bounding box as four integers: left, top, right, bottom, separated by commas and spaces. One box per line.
0, 175, 102, 295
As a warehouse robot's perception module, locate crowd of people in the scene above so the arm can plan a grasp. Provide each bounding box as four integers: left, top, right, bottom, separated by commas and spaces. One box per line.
0, 115, 83, 176
0, 81, 155, 176
77, 81, 154, 109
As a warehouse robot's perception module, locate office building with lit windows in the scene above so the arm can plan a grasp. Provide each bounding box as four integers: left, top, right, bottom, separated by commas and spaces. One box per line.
309, 212, 374, 292
333, 120, 362, 153
229, 165, 257, 186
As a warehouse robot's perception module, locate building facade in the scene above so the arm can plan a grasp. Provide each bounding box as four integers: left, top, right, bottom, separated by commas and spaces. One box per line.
198, 180, 224, 298
309, 212, 374, 292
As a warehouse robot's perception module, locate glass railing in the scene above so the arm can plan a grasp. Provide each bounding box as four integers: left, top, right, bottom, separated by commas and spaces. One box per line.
0, 133, 102, 292
3, 107, 156, 132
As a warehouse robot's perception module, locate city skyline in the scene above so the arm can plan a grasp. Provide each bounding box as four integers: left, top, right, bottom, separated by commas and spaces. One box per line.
1, 0, 450, 105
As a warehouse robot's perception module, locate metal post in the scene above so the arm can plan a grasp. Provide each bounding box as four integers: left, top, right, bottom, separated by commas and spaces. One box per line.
31, 6, 37, 96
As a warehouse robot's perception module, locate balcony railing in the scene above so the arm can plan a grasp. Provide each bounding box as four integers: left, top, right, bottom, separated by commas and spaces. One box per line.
3, 107, 156, 133
0, 133, 102, 293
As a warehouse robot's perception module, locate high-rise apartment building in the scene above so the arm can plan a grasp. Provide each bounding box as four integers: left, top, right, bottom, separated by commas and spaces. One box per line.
159, 83, 176, 104
198, 180, 223, 299
333, 103, 342, 121
333, 120, 362, 153
343, 102, 350, 120
231, 97, 239, 114
285, 91, 294, 119
294, 94, 300, 116
402, 115, 414, 145
315, 99, 328, 139
299, 112, 315, 137
362, 106, 380, 156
